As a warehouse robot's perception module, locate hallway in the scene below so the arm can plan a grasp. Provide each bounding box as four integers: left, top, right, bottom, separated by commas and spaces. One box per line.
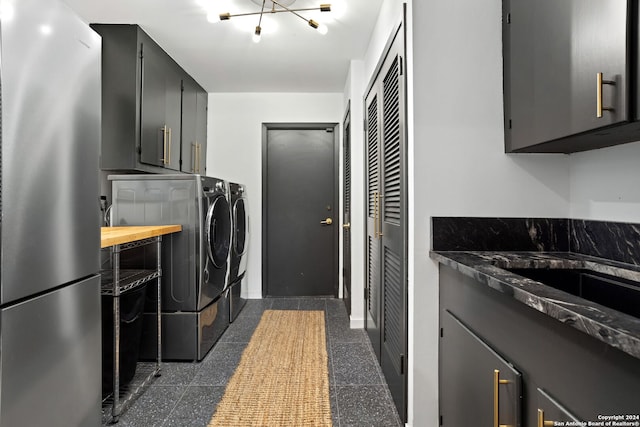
102, 298, 402, 426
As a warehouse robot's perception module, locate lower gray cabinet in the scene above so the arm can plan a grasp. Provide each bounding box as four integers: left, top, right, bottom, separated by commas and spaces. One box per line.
440, 310, 522, 427
439, 264, 640, 426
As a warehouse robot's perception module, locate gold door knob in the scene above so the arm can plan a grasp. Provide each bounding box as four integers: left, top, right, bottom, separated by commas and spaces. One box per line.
320, 218, 333, 225
342, 222, 351, 229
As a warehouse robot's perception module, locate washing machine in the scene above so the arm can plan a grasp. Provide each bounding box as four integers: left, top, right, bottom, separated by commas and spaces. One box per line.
228, 182, 249, 322
109, 174, 232, 360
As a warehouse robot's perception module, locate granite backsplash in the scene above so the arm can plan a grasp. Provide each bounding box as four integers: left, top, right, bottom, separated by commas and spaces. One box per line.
432, 217, 640, 267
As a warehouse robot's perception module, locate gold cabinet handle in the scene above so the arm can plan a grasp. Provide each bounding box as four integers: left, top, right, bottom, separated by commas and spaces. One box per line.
320, 218, 333, 225
196, 143, 200, 173
167, 127, 172, 164
378, 193, 384, 237
191, 143, 197, 172
494, 370, 511, 427
198, 143, 202, 173
160, 125, 168, 164
342, 222, 351, 230
373, 192, 379, 238
538, 409, 555, 427
597, 72, 615, 118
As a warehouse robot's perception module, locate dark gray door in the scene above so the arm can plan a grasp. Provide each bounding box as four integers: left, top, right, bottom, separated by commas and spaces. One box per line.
505, 0, 628, 151
263, 125, 338, 297
440, 311, 522, 427
343, 106, 352, 314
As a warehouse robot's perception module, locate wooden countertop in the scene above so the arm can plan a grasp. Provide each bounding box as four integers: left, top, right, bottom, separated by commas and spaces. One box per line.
101, 225, 182, 248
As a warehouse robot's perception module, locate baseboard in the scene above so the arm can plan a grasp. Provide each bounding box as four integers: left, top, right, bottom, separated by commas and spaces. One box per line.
349, 316, 364, 329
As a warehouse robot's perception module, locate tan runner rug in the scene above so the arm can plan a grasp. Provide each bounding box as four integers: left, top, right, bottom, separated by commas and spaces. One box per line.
208, 310, 332, 427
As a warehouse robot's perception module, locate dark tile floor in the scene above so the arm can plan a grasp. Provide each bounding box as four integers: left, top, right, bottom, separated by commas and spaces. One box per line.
103, 298, 402, 427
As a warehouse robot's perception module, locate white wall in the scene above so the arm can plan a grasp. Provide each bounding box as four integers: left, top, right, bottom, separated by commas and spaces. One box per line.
207, 93, 343, 299
344, 60, 366, 327
569, 141, 640, 222
410, 0, 571, 425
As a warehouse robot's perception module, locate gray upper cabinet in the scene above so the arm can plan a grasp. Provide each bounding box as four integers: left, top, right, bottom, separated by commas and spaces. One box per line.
93, 24, 204, 172
139, 37, 181, 171
181, 76, 208, 174
503, 0, 640, 153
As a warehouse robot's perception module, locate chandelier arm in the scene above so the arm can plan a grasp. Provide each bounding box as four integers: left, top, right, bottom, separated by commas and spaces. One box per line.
258, 0, 266, 27
269, 0, 314, 24
223, 8, 320, 19
223, 11, 270, 18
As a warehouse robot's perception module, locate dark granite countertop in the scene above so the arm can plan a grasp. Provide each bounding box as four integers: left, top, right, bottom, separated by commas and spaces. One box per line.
431, 250, 640, 361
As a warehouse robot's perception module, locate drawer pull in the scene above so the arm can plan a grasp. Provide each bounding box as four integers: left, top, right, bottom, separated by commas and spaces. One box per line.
494, 369, 511, 427
538, 409, 555, 427
596, 72, 615, 118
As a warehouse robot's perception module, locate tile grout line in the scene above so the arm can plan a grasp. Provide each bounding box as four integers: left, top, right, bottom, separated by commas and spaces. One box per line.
157, 384, 191, 427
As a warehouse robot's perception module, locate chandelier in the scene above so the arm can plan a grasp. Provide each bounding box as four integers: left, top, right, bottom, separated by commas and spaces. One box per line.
219, 0, 332, 43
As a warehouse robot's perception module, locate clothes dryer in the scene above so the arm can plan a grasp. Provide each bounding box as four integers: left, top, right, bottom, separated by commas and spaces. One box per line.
229, 182, 249, 322
110, 174, 232, 360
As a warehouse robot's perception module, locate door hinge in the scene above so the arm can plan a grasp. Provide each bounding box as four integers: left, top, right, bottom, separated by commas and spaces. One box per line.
399, 56, 404, 76
440, 415, 443, 426
440, 327, 443, 338
506, 13, 511, 24
326, 127, 334, 133
400, 354, 405, 374
364, 287, 369, 300
139, 43, 144, 60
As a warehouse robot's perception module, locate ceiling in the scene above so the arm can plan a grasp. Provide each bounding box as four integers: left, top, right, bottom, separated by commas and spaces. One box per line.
62, 0, 384, 93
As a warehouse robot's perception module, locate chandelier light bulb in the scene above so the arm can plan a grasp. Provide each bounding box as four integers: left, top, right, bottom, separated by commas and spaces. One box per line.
317, 23, 328, 35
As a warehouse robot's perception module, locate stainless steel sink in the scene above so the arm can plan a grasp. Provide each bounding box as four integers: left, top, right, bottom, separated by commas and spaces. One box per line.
505, 267, 640, 318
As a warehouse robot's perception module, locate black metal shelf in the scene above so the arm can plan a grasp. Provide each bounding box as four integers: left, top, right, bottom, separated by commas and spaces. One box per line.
100, 269, 159, 296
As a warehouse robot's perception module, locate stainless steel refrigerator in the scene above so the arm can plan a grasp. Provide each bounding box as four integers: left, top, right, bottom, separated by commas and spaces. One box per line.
0, 0, 102, 425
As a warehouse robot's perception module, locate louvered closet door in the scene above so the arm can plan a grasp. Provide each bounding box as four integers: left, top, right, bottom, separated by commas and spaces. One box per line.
363, 21, 407, 420
365, 89, 382, 360
379, 32, 407, 420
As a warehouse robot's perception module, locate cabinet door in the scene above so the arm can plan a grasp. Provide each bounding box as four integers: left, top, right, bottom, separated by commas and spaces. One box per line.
164, 61, 182, 171
181, 79, 198, 173
181, 80, 207, 174
505, 0, 628, 151
440, 310, 522, 427
536, 388, 580, 426
140, 41, 167, 167
195, 90, 208, 175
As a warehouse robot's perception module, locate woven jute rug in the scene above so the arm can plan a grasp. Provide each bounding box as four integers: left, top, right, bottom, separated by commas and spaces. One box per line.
208, 310, 332, 427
